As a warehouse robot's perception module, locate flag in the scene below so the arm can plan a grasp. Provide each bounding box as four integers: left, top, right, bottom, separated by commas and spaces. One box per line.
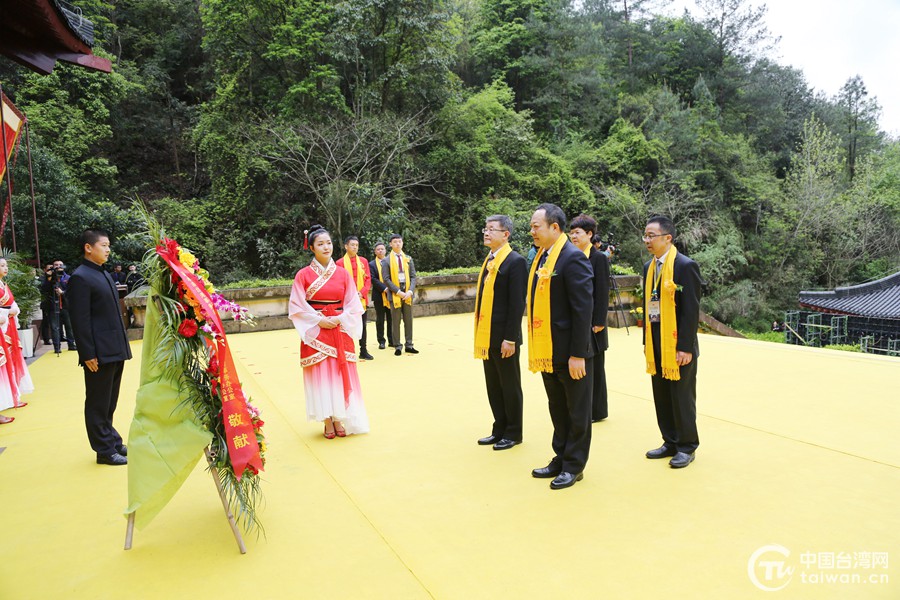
1, 93, 23, 186
125, 292, 212, 530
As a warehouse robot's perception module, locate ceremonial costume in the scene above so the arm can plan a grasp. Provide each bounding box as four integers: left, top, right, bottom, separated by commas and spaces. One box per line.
527, 235, 594, 475
289, 260, 369, 434
336, 254, 372, 356
0, 281, 35, 412
587, 246, 610, 421
642, 248, 702, 456
474, 243, 527, 443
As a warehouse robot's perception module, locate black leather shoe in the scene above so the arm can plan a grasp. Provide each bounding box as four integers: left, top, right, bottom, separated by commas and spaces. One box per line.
646, 445, 677, 459
669, 452, 695, 468
550, 471, 583, 489
405, 347, 419, 354
97, 452, 127, 466
532, 460, 562, 478
477, 434, 500, 446
493, 438, 521, 451
394, 347, 402, 356
592, 417, 607, 423
378, 343, 386, 350
117, 445, 128, 456
359, 351, 375, 360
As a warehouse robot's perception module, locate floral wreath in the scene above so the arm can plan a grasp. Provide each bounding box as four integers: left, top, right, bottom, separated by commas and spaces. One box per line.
143, 228, 267, 532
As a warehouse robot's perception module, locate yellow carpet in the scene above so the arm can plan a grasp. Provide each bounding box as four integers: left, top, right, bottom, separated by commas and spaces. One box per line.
1, 313, 898, 599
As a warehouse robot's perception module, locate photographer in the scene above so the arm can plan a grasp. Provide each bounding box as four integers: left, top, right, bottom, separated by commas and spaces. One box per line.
40, 262, 77, 354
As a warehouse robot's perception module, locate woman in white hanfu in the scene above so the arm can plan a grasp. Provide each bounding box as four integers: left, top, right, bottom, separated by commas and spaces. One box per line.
289, 225, 369, 438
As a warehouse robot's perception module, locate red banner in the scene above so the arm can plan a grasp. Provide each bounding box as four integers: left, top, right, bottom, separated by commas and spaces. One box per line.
156, 240, 263, 479
1, 93, 23, 186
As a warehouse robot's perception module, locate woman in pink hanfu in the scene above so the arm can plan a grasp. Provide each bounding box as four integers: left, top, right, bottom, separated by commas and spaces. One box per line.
0, 258, 35, 424
289, 225, 369, 438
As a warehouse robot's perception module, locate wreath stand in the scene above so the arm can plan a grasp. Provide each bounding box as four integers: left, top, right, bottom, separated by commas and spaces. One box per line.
124, 447, 247, 554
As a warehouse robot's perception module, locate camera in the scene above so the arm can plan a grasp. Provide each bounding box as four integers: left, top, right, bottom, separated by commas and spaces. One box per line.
594, 232, 616, 258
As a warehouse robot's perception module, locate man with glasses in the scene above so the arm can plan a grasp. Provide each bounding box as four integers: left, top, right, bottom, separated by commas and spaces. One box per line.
641, 216, 702, 469
474, 215, 527, 451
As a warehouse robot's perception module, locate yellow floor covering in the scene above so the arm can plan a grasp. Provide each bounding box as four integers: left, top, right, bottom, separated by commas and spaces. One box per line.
1, 313, 898, 599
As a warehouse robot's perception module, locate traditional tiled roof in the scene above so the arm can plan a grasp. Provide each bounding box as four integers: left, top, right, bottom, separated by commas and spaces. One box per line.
799, 271, 900, 319
0, 0, 110, 74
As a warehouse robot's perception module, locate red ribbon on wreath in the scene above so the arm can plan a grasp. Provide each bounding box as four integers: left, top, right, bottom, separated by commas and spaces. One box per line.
157, 239, 263, 479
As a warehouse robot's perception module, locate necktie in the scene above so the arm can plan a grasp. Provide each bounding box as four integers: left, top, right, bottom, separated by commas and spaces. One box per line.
537, 251, 548, 269
397, 254, 404, 273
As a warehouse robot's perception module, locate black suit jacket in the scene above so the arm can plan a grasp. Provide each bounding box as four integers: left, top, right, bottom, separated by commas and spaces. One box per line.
589, 247, 610, 352
369, 258, 388, 296
476, 249, 527, 347
531, 240, 594, 365
67, 260, 133, 365
642, 251, 702, 358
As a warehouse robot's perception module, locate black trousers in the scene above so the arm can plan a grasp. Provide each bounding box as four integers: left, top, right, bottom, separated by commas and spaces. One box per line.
359, 311, 369, 351
591, 350, 607, 421
650, 357, 699, 454
482, 346, 523, 442
83, 361, 125, 455
541, 358, 593, 474
373, 297, 394, 346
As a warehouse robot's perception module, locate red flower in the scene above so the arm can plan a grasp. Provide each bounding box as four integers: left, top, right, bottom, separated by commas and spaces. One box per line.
178, 318, 199, 338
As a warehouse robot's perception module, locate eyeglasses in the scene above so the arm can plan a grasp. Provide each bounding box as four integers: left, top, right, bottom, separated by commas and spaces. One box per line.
641, 233, 669, 241
482, 228, 508, 234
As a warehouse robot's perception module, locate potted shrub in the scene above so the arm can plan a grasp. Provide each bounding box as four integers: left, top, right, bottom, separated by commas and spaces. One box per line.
2, 252, 41, 358
630, 306, 644, 328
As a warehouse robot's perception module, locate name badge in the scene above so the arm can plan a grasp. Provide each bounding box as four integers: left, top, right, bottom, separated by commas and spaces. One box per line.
648, 300, 661, 323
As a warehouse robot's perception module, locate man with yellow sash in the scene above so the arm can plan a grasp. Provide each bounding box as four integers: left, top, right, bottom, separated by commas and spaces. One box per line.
527, 204, 594, 490
368, 242, 395, 350
474, 215, 527, 451
381, 234, 419, 356
641, 216, 702, 469
336, 235, 374, 360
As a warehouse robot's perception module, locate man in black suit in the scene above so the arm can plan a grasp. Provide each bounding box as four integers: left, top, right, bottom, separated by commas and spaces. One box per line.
474, 215, 527, 451
641, 215, 702, 469
569, 214, 610, 422
368, 242, 394, 350
67, 229, 133, 466
528, 204, 594, 489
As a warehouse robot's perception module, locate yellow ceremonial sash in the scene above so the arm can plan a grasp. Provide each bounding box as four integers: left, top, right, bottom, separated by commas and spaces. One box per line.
375, 257, 388, 305
389, 252, 412, 308
644, 248, 680, 380
341, 255, 367, 308
473, 243, 512, 359
526, 234, 568, 373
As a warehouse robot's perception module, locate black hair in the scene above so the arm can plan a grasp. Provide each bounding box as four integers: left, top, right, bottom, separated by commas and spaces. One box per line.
569, 213, 597, 236
535, 203, 566, 230
591, 233, 603, 244
308, 224, 330, 246
646, 215, 676, 238
389, 233, 402, 242
344, 235, 359, 245
80, 229, 109, 252
373, 241, 386, 249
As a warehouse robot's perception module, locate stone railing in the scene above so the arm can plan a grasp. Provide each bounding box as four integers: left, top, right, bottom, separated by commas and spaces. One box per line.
124, 273, 643, 340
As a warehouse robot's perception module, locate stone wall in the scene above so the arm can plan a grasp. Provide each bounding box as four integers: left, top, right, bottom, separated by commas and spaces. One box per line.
124, 273, 643, 340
